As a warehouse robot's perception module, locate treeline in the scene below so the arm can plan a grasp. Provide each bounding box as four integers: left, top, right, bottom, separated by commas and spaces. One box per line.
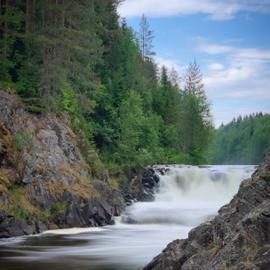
209, 113, 270, 165
0, 1, 212, 169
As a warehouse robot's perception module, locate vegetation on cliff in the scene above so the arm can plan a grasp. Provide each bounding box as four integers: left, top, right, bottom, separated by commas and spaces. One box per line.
0, 91, 125, 236
0, 0, 213, 168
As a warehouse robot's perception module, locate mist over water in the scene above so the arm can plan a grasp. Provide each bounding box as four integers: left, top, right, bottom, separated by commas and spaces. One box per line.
122, 165, 254, 227
0, 165, 255, 270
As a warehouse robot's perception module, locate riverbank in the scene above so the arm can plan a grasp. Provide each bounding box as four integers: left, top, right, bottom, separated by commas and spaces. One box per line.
0, 165, 254, 270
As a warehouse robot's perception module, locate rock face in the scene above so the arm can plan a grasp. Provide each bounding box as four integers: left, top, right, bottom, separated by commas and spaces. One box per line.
122, 166, 160, 205
143, 154, 270, 270
0, 91, 125, 238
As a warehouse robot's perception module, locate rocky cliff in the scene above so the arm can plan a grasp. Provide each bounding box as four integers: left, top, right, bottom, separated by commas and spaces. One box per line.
0, 91, 125, 238
143, 154, 270, 270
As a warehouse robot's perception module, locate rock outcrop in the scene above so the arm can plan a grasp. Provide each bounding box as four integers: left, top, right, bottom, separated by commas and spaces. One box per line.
0, 91, 125, 238
143, 154, 270, 270
122, 166, 160, 205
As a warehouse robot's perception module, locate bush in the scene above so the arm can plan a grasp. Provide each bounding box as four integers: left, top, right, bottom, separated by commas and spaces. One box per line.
14, 131, 32, 152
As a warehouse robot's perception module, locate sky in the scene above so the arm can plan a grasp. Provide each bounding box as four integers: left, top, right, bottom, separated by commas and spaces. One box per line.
117, 0, 270, 127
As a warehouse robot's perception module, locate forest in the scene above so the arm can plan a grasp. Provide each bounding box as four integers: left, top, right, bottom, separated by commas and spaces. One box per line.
0, 0, 213, 170
0, 2, 269, 269
209, 113, 270, 165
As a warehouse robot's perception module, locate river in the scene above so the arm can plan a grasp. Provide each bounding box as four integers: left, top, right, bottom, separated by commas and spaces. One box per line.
0, 165, 255, 270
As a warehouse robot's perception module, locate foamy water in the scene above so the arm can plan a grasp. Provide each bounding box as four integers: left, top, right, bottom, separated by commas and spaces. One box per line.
0, 165, 255, 270
42, 227, 105, 235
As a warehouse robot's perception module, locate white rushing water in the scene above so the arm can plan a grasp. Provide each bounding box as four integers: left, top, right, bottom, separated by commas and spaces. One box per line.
122, 165, 255, 227
0, 165, 256, 270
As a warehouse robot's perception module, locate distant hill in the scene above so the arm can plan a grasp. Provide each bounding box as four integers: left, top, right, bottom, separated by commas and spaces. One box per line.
209, 113, 270, 165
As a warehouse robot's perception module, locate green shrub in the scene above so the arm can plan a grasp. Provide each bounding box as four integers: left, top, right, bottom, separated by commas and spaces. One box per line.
14, 131, 32, 152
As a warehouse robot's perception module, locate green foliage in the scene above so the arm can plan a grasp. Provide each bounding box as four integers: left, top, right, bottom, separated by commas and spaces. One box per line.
7, 185, 40, 220
209, 113, 270, 164
43, 202, 67, 221
116, 91, 145, 165
60, 76, 78, 115
0, 1, 213, 170
14, 131, 32, 152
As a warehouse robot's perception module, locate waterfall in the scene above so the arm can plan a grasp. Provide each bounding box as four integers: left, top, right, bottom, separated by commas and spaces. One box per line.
1, 165, 256, 270
121, 165, 255, 226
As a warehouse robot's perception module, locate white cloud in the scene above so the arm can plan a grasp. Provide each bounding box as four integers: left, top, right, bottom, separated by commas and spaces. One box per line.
208, 62, 224, 71
118, 0, 270, 20
155, 56, 184, 75
195, 38, 270, 103
228, 89, 270, 99
198, 42, 234, 55
204, 57, 270, 99
197, 38, 270, 60
193, 38, 270, 126
204, 60, 257, 88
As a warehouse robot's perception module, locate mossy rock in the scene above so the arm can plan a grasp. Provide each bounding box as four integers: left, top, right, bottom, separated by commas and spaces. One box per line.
260, 173, 270, 181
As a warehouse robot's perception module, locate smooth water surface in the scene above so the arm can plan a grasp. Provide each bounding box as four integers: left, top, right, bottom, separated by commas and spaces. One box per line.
0, 165, 255, 270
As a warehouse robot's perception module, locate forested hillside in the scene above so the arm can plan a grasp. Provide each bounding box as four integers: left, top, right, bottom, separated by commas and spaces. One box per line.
209, 113, 270, 165
0, 0, 212, 169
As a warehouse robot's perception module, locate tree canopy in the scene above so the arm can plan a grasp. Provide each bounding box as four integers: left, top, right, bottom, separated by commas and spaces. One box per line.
209, 113, 270, 165
0, 1, 213, 169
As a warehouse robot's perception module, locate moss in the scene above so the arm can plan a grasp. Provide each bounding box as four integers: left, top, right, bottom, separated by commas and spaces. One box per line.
107, 178, 120, 190
0, 122, 17, 157
248, 209, 261, 222
47, 180, 100, 200
0, 168, 16, 188
7, 185, 41, 220
0, 122, 22, 194
106, 161, 123, 176
54, 165, 101, 198
86, 150, 107, 178
0, 170, 10, 186
259, 173, 270, 181
244, 233, 258, 263
14, 131, 32, 152
0, 201, 5, 211
43, 207, 52, 220
0, 184, 8, 193
0, 82, 17, 94
209, 241, 223, 256
222, 262, 229, 270
43, 202, 68, 221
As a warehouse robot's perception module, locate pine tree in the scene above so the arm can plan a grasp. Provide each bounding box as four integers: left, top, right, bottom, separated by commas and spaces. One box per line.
184, 60, 211, 123
0, 1, 214, 166
181, 61, 213, 162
